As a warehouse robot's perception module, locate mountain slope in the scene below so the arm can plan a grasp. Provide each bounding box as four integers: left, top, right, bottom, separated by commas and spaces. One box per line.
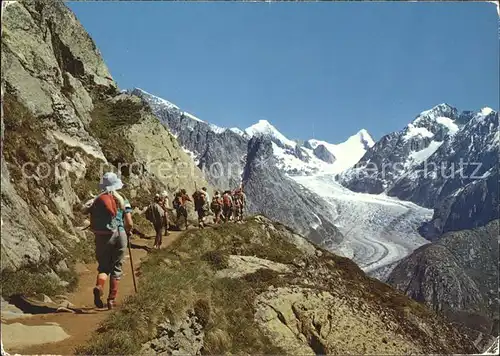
131, 88, 436, 276
387, 220, 499, 350
339, 103, 474, 195
131, 88, 248, 190
1, 0, 210, 294
419, 166, 499, 240
79, 216, 477, 355
387, 108, 498, 208
242, 137, 343, 248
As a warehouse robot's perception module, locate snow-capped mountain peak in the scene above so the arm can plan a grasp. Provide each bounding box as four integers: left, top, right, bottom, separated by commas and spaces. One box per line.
480, 107, 495, 116
356, 129, 375, 148
245, 119, 297, 148
417, 103, 457, 121
402, 103, 463, 142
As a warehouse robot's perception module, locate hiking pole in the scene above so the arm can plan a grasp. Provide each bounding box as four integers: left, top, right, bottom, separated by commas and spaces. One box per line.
127, 232, 138, 293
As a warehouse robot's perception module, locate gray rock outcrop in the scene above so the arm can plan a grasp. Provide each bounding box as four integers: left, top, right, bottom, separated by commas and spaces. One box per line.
387, 220, 499, 349
313, 144, 335, 163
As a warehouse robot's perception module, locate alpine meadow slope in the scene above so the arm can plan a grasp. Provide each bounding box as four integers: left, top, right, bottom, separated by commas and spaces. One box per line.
78, 216, 478, 355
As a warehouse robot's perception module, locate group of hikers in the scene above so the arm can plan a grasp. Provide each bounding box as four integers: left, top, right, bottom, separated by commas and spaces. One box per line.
84, 172, 247, 310
145, 185, 247, 238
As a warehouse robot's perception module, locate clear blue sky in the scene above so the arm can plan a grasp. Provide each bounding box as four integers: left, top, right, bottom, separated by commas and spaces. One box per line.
68, 1, 498, 143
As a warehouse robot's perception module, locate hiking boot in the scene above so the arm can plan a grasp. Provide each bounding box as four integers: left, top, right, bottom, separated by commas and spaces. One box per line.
93, 286, 104, 309
107, 277, 119, 310
107, 299, 117, 310
93, 275, 106, 309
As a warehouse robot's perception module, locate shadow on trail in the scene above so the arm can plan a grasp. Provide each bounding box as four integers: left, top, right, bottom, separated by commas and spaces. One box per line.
8, 295, 96, 315
129, 243, 153, 253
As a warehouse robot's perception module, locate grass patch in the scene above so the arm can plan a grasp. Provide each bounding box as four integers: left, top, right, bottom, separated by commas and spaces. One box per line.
68, 234, 96, 264
169, 219, 304, 265
88, 97, 144, 174
76, 216, 464, 355
201, 250, 229, 270
0, 268, 65, 298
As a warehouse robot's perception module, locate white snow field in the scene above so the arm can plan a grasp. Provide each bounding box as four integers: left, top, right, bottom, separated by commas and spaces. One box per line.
293, 173, 433, 277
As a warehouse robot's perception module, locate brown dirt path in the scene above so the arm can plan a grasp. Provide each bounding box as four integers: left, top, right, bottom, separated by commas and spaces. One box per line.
2, 230, 186, 355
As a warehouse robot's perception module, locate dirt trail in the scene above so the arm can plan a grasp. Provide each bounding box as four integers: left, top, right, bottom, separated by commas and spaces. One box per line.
2, 230, 185, 355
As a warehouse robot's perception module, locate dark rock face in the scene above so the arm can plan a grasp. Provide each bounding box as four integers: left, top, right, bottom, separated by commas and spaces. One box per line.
387, 110, 499, 209
387, 220, 499, 349
242, 137, 344, 248
339, 103, 467, 194
313, 144, 335, 164
419, 166, 499, 241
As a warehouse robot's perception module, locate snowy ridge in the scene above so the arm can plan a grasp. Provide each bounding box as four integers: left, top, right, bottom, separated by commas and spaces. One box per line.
245, 119, 297, 148
136, 88, 179, 110
435, 117, 459, 135
402, 124, 434, 141
307, 129, 375, 173
229, 127, 247, 137
242, 119, 375, 176
481, 107, 494, 116
183, 111, 204, 123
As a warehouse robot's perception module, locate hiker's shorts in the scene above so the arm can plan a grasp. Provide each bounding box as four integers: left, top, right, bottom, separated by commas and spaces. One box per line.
177, 206, 188, 219
94, 230, 127, 279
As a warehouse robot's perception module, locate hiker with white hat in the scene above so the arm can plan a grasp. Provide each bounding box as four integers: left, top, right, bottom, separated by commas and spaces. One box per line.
85, 172, 134, 310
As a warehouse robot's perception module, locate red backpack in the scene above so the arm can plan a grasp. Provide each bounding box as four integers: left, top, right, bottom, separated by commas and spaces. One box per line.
89, 193, 119, 234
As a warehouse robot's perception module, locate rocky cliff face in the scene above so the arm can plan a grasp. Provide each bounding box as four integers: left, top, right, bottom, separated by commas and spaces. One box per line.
387, 220, 499, 350
419, 166, 499, 241
1, 0, 209, 293
313, 144, 335, 163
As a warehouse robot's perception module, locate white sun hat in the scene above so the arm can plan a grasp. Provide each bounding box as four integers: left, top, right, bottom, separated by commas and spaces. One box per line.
99, 172, 124, 192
